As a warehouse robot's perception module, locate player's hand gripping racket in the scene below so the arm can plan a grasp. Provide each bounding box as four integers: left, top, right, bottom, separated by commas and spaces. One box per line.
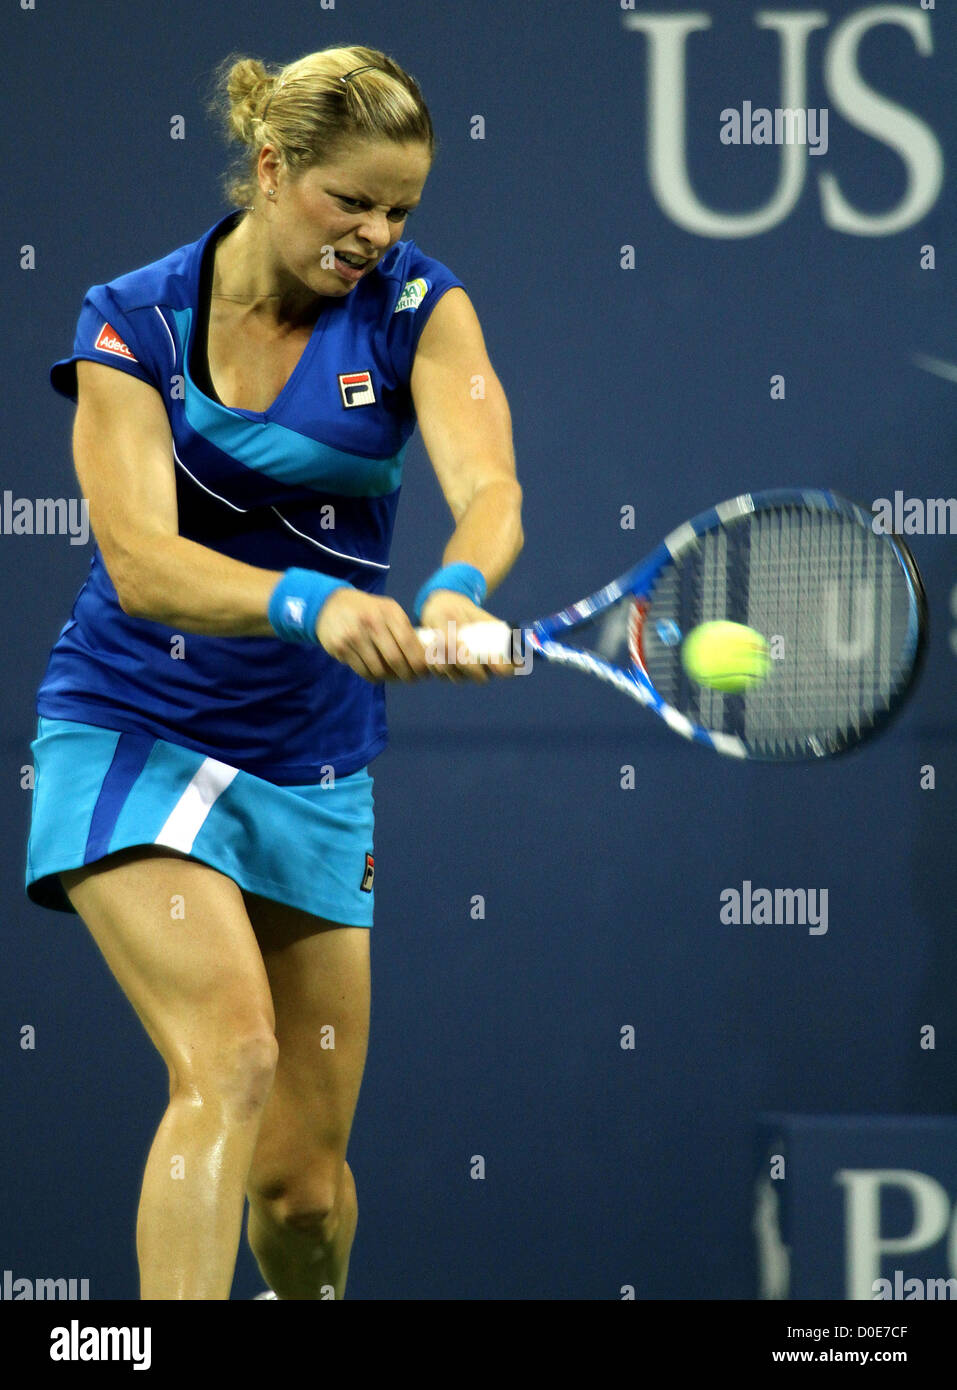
416, 488, 928, 760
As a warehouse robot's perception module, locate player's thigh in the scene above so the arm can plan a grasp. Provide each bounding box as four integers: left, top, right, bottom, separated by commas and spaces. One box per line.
60, 846, 277, 1088
243, 896, 370, 1196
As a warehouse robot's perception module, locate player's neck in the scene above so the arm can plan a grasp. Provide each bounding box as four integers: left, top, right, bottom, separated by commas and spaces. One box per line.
210, 209, 322, 331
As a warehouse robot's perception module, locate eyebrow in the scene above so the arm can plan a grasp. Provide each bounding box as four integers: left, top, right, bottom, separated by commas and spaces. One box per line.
338, 189, 421, 210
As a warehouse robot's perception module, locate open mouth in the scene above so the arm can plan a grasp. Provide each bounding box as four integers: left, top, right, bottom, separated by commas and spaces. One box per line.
337, 251, 370, 268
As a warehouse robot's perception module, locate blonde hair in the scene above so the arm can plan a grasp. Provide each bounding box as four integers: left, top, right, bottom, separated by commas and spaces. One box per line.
207, 45, 436, 208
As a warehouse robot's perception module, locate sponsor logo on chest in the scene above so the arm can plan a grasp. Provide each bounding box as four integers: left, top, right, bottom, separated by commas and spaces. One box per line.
338, 370, 376, 408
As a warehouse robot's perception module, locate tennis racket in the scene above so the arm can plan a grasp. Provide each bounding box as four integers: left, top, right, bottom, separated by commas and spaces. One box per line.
416, 488, 928, 761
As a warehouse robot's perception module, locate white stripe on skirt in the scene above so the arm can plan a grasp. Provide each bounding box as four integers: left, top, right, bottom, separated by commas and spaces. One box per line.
153, 757, 239, 853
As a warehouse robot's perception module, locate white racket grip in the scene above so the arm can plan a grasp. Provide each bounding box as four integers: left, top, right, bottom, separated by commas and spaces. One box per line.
415, 619, 515, 664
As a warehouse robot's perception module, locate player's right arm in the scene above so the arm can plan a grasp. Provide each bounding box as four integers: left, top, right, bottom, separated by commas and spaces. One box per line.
72, 360, 428, 679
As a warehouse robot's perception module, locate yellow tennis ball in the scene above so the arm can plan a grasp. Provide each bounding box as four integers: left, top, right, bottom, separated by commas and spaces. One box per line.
681, 621, 771, 693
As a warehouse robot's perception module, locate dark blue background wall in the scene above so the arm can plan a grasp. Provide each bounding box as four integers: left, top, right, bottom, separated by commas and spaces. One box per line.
3, 0, 955, 1299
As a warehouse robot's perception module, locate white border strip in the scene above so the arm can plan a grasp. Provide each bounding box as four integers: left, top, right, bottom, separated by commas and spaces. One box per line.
154, 757, 239, 853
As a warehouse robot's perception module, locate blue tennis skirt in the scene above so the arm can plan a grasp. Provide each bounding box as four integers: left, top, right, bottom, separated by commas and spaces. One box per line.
25, 716, 376, 926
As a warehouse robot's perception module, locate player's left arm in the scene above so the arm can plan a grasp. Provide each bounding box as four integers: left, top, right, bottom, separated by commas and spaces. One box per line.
410, 288, 523, 667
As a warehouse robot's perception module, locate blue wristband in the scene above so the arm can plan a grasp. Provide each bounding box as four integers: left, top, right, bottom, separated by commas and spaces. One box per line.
413, 563, 487, 625
268, 568, 351, 645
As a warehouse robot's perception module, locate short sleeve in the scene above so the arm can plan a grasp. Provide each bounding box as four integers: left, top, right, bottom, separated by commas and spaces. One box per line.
386, 246, 466, 385
50, 283, 162, 402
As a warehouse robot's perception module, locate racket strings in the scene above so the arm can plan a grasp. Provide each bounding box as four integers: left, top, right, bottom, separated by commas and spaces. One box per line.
640, 506, 914, 758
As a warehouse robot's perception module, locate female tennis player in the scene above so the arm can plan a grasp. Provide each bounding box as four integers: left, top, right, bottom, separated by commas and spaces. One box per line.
24, 45, 522, 1300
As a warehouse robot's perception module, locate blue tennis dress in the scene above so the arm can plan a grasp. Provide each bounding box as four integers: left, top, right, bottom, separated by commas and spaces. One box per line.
26, 208, 464, 922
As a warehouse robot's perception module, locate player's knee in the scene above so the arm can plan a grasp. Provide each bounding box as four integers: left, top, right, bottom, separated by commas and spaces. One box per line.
278, 1201, 340, 1246
258, 1162, 355, 1245
171, 1020, 279, 1119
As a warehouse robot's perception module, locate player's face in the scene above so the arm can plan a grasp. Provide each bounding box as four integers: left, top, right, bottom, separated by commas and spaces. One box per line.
271, 139, 432, 296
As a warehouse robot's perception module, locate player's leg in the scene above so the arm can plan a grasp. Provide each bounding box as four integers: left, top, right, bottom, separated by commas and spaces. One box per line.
243, 898, 371, 1300
59, 845, 279, 1300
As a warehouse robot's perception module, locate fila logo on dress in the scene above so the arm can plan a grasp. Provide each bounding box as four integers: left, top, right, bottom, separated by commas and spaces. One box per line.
338, 371, 376, 408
